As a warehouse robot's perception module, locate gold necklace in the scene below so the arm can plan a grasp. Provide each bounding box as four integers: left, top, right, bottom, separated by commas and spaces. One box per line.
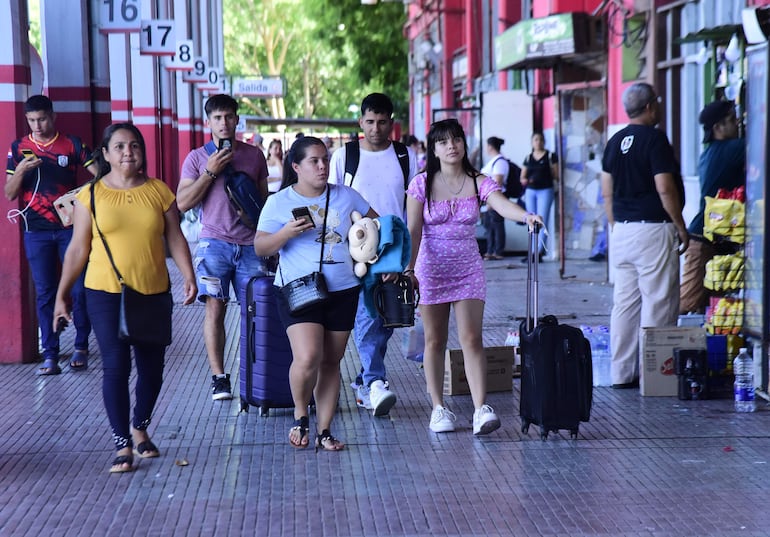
442, 172, 466, 196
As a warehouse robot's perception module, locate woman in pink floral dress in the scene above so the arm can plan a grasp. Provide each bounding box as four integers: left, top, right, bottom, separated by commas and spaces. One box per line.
405, 119, 542, 436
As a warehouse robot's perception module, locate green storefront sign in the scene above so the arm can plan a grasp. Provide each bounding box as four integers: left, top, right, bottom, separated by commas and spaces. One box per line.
495, 13, 576, 71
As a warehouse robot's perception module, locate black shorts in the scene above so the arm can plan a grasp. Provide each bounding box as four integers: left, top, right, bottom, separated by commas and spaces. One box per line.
275, 285, 360, 331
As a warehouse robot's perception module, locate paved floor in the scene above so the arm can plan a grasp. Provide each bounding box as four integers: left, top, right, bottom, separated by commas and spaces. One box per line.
2, 251, 769, 537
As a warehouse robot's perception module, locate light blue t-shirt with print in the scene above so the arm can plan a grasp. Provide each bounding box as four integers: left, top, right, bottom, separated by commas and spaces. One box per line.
258, 183, 370, 292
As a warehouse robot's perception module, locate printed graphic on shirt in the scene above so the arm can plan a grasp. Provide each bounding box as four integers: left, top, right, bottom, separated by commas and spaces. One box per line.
621, 136, 634, 154
307, 203, 343, 265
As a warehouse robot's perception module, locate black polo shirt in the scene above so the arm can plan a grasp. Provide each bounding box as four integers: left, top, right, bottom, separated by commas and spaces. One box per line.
602, 124, 680, 222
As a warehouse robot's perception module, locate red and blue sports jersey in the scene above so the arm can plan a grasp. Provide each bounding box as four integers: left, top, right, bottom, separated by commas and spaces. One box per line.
6, 133, 94, 230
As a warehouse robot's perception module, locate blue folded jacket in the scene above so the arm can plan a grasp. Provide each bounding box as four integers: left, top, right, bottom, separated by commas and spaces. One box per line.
360, 215, 411, 318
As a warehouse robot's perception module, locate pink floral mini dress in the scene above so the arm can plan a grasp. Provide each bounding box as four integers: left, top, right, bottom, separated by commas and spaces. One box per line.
406, 173, 502, 305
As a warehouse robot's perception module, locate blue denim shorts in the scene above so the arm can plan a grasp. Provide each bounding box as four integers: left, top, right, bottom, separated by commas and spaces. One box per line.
194, 238, 266, 303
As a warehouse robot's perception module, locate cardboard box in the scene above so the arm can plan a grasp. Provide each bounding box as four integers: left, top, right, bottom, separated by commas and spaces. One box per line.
444, 346, 514, 395
639, 327, 707, 396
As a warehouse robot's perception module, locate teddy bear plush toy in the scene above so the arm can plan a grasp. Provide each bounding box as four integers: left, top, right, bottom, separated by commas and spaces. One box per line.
348, 211, 380, 278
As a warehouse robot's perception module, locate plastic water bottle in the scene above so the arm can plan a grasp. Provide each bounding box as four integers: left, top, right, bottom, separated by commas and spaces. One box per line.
734, 348, 756, 413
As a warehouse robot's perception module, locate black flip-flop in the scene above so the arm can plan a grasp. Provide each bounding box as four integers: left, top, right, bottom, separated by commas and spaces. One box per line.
134, 441, 160, 458
69, 350, 88, 371
36, 359, 62, 376
109, 455, 134, 473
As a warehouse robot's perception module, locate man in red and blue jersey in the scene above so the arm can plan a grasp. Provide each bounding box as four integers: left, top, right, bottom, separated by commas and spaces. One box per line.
5, 95, 97, 375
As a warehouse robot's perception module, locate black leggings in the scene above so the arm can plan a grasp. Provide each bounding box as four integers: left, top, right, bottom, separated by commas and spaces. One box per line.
86, 289, 166, 450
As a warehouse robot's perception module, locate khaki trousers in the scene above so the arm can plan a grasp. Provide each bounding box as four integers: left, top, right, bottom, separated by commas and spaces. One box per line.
609, 222, 680, 384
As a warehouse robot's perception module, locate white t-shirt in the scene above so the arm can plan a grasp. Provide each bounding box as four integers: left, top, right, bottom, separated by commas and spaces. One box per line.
329, 143, 418, 220
480, 155, 510, 185
257, 183, 370, 292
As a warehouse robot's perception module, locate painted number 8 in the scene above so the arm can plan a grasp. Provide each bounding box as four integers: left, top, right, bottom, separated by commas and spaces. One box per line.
178, 44, 191, 63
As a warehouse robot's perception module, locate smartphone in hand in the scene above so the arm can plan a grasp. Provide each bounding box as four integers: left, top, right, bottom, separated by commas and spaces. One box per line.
291, 207, 314, 226
21, 149, 37, 160
218, 138, 233, 152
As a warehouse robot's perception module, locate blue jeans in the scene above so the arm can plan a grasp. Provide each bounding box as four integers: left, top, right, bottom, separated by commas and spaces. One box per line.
524, 187, 554, 254
86, 289, 166, 450
353, 289, 394, 387
194, 238, 267, 302
24, 229, 90, 360
484, 209, 506, 255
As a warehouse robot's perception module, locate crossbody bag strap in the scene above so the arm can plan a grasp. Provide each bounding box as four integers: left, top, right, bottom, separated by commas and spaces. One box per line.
318, 185, 330, 272
89, 182, 124, 284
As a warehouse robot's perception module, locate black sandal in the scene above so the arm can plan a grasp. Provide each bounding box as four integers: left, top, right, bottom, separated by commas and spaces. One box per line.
134, 440, 160, 459
289, 416, 309, 449
315, 429, 345, 452
109, 454, 134, 474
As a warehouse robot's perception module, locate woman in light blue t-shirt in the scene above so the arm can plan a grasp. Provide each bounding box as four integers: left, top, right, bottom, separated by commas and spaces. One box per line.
255, 137, 378, 452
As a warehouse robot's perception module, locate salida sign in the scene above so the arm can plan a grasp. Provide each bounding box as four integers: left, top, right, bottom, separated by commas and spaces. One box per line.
232, 77, 284, 97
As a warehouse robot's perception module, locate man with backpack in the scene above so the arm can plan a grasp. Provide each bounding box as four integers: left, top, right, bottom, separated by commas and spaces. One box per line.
480, 136, 522, 259
177, 94, 269, 401
329, 93, 418, 416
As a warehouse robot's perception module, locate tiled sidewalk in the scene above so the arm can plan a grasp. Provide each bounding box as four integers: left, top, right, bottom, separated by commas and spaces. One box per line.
1, 254, 769, 537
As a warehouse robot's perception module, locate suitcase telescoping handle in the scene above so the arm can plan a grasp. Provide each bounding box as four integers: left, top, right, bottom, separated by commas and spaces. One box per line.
525, 221, 542, 332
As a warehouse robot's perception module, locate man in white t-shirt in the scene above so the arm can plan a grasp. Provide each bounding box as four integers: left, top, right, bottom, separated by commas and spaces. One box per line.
329, 93, 418, 416
480, 136, 510, 260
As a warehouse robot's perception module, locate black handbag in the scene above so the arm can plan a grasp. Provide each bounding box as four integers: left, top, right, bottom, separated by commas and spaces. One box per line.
280, 271, 329, 314
373, 274, 420, 328
90, 184, 173, 346
279, 187, 331, 315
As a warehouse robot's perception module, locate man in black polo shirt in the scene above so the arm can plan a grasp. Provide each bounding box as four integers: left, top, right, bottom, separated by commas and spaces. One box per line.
600, 82, 688, 388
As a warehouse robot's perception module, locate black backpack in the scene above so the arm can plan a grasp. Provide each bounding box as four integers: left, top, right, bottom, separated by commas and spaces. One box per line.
344, 140, 410, 208
491, 155, 523, 199
204, 141, 263, 229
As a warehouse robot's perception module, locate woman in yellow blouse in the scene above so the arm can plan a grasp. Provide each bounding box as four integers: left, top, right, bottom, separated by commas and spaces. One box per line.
54, 123, 196, 474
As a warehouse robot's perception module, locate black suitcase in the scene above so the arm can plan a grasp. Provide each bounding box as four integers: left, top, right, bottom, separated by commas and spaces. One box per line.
239, 275, 295, 415
519, 223, 593, 440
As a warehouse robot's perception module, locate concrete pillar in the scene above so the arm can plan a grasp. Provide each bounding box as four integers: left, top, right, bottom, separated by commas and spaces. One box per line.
108, 33, 132, 125
40, 0, 98, 149
89, 0, 112, 142
173, 0, 195, 182
0, 0, 39, 363
131, 2, 161, 178
464, 0, 478, 99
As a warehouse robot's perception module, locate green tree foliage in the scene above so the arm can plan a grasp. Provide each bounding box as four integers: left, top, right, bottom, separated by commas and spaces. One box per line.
223, 0, 408, 122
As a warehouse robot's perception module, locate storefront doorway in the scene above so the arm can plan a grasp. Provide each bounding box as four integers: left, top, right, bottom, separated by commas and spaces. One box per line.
555, 83, 607, 279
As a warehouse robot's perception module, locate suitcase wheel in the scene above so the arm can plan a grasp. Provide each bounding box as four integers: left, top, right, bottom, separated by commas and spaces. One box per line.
239, 399, 249, 413
540, 428, 548, 441
520, 419, 530, 434
259, 405, 269, 417
570, 429, 578, 440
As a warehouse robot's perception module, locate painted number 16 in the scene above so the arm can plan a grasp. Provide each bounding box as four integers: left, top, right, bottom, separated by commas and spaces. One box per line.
102, 0, 138, 23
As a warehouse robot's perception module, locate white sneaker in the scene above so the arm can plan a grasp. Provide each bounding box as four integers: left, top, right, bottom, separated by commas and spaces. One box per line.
369, 380, 397, 417
354, 383, 373, 410
429, 405, 457, 433
473, 404, 501, 436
